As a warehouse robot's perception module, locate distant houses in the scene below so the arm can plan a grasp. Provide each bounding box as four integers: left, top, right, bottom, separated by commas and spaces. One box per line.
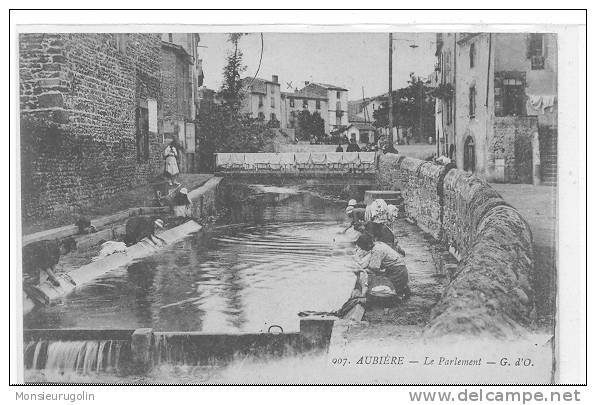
240, 78, 349, 136
240, 75, 282, 124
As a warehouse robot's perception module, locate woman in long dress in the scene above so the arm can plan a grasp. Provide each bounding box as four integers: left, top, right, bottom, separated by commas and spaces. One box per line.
163, 142, 180, 186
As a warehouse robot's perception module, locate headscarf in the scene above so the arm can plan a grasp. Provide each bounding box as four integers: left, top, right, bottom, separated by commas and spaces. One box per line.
387, 204, 399, 223
365, 199, 389, 224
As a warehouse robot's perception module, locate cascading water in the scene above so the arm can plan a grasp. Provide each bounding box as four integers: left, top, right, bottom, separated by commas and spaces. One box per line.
24, 340, 128, 374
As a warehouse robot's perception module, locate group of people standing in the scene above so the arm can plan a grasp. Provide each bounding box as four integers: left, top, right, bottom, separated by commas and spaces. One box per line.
345, 198, 410, 301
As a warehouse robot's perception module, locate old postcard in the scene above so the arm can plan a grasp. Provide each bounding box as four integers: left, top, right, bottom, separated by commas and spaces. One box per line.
10, 12, 585, 386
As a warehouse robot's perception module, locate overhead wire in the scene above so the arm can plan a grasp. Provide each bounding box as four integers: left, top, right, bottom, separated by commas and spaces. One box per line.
243, 33, 264, 92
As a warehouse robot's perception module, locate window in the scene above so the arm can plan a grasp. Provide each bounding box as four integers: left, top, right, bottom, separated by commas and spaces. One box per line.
270, 113, 277, 121
271, 96, 275, 108
502, 79, 525, 116
445, 98, 453, 125
303, 99, 308, 109
289, 98, 295, 107
316, 100, 321, 110
468, 86, 476, 118
528, 34, 545, 70
336, 91, 341, 99
257, 112, 265, 120
469, 43, 476, 68
258, 95, 264, 107
136, 106, 149, 162
168, 33, 173, 42
495, 74, 526, 116
463, 136, 476, 172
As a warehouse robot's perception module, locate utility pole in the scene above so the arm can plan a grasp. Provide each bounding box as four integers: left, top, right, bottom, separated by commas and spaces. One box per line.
388, 33, 393, 140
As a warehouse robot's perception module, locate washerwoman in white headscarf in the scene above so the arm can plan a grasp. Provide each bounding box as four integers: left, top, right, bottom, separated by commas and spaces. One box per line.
363, 199, 405, 256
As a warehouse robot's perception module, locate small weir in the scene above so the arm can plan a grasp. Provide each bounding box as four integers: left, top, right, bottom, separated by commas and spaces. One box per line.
25, 340, 128, 374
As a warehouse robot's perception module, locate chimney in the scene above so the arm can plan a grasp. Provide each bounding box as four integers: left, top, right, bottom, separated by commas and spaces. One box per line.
272, 75, 278, 83
304, 81, 310, 86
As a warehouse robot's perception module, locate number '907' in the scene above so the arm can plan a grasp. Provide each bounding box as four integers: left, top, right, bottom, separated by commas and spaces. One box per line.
331, 358, 348, 366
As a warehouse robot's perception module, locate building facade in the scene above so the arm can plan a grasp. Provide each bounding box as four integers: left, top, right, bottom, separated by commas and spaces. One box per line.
435, 32, 557, 184
160, 33, 203, 173
348, 94, 387, 125
20, 33, 164, 220
300, 82, 349, 130
240, 75, 282, 124
280, 88, 329, 134
344, 122, 377, 145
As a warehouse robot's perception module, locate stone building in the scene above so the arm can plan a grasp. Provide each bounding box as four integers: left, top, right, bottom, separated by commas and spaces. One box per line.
348, 94, 387, 126
160, 33, 203, 173
240, 75, 282, 124
435, 32, 557, 184
280, 87, 329, 135
343, 122, 377, 145
299, 82, 349, 131
19, 33, 163, 220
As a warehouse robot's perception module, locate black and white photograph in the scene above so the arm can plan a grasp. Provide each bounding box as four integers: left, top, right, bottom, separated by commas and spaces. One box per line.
9, 9, 586, 387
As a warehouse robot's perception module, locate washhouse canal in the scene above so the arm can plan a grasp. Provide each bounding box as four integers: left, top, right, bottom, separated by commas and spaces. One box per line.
24, 181, 447, 381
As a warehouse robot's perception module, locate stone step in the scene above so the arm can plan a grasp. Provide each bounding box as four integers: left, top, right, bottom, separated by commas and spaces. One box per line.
364, 190, 402, 205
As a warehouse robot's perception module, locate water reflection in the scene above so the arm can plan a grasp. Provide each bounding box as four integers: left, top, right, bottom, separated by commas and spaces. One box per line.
25, 187, 358, 333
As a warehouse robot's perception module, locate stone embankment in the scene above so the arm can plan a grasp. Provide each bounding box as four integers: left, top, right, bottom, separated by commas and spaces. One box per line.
377, 155, 535, 338
22, 177, 223, 315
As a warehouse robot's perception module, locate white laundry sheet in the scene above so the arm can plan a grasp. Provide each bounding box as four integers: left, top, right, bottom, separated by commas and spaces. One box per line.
244, 153, 269, 169
342, 152, 360, 164
359, 152, 376, 164
278, 153, 296, 165
310, 152, 327, 164
294, 152, 312, 165
215, 153, 233, 168
325, 153, 344, 164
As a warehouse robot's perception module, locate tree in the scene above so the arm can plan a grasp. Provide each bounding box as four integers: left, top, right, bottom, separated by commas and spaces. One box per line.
220, 33, 247, 110
197, 103, 278, 171
295, 110, 326, 141
196, 33, 281, 171
373, 73, 435, 142
310, 112, 326, 138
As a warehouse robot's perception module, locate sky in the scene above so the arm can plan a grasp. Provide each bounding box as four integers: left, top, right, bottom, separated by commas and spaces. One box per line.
198, 32, 437, 101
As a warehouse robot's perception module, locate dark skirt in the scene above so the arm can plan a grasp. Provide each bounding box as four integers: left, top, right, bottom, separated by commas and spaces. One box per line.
384, 264, 409, 294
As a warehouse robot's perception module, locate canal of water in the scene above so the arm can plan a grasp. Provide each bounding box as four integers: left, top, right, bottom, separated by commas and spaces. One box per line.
23, 182, 446, 383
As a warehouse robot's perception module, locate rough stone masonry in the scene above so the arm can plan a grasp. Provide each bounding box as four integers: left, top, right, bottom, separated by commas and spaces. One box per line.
20, 33, 163, 220
377, 154, 535, 338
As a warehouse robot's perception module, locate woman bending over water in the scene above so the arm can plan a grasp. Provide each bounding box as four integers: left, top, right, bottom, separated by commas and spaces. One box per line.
355, 233, 410, 299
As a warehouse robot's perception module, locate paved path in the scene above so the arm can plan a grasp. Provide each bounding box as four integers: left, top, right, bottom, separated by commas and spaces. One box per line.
490, 183, 557, 329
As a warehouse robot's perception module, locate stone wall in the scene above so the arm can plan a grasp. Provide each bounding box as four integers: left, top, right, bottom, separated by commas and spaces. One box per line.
19, 33, 163, 220
426, 204, 534, 337
377, 155, 451, 240
377, 154, 535, 337
488, 116, 538, 183
441, 169, 506, 259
